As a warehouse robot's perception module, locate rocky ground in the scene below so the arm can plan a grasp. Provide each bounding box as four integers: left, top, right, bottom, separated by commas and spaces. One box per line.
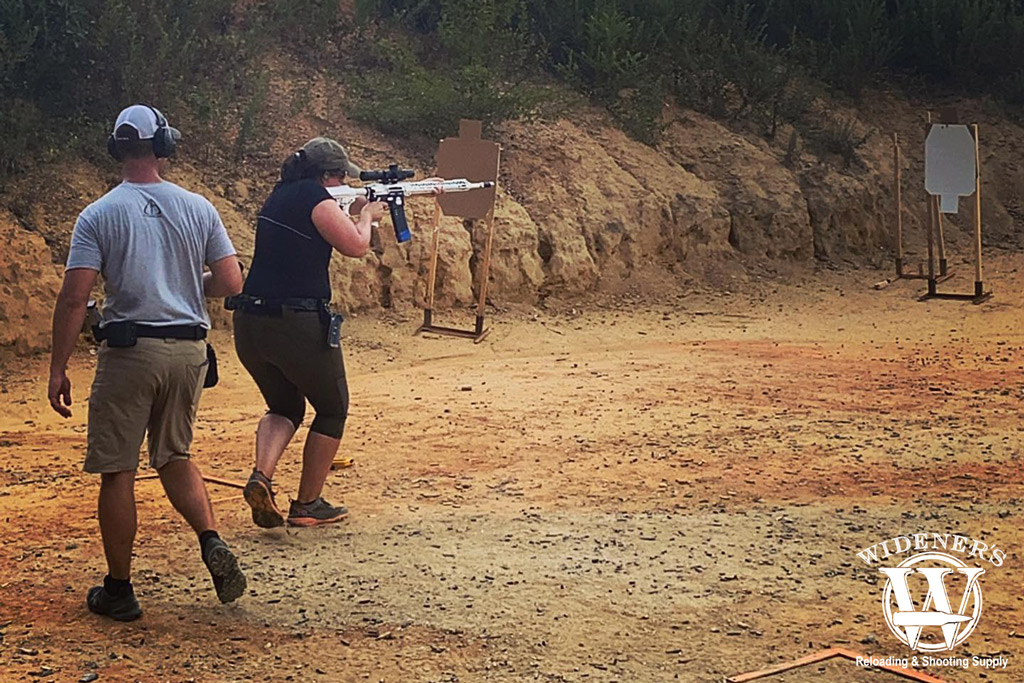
0, 254, 1021, 682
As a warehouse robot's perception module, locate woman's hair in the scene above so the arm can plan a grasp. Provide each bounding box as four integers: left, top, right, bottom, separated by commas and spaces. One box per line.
278, 149, 324, 185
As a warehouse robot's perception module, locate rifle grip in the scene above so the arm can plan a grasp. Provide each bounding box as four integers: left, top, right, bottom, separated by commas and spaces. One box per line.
388, 196, 411, 243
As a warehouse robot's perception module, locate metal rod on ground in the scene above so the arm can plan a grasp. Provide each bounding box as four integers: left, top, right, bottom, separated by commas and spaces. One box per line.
137, 472, 245, 489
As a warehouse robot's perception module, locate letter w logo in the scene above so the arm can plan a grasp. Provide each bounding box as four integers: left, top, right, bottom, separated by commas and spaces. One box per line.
880, 563, 985, 650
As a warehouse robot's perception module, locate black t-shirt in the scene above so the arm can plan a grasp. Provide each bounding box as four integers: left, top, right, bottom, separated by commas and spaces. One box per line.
243, 179, 334, 300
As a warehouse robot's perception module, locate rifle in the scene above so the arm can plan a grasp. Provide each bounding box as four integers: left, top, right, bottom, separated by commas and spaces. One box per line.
326, 164, 494, 243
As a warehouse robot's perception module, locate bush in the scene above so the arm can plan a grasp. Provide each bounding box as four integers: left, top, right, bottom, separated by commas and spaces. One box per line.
348, 38, 550, 139
349, 0, 554, 139
0, 0, 250, 173
0, 98, 44, 175
4, 0, 1024, 175
250, 0, 351, 66
809, 113, 870, 166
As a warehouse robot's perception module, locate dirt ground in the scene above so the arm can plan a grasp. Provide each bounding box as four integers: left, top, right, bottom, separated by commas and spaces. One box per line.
0, 254, 1021, 683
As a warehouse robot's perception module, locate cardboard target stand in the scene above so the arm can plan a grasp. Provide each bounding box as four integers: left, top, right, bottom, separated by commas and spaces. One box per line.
417, 119, 501, 342
892, 110, 991, 303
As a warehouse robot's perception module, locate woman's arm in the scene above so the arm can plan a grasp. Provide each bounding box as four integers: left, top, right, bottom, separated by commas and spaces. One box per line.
311, 198, 387, 257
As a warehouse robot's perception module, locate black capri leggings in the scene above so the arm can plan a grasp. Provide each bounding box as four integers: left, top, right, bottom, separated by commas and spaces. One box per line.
233, 308, 349, 438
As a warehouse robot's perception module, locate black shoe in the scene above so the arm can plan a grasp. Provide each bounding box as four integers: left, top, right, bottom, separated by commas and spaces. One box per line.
243, 470, 285, 528
287, 497, 349, 527
202, 538, 247, 604
87, 585, 142, 622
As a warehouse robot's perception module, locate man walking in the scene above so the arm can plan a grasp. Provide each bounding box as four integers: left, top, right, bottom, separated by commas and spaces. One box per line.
48, 104, 246, 620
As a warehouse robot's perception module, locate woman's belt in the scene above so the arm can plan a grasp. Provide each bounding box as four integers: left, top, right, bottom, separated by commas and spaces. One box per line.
225, 294, 328, 315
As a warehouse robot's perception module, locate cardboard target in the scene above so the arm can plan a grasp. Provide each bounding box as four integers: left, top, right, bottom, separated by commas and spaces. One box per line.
436, 120, 499, 219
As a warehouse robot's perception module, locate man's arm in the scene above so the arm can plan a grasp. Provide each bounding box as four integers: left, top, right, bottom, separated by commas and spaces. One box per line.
49, 268, 98, 418
203, 255, 243, 297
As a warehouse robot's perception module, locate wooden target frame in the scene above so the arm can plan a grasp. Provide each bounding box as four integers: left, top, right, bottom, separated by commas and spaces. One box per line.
891, 110, 991, 303
416, 119, 501, 343
920, 110, 991, 303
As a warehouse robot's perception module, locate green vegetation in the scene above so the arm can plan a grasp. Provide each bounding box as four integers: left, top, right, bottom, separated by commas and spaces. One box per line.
2, 0, 1023, 174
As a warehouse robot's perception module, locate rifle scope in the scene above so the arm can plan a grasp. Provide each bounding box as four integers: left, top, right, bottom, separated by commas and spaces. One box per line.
360, 164, 415, 183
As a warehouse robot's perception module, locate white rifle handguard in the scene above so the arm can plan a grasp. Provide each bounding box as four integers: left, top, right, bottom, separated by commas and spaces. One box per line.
326, 179, 494, 243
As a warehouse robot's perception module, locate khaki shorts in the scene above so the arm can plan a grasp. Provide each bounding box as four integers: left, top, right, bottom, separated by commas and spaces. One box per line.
84, 338, 208, 473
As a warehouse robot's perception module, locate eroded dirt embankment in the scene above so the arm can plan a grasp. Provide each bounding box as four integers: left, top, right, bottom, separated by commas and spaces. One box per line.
3, 63, 1022, 357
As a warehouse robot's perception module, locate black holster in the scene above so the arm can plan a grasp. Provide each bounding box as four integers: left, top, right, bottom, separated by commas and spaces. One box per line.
95, 321, 138, 348
204, 343, 219, 388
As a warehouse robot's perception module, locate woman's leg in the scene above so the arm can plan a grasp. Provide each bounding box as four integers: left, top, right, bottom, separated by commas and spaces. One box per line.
295, 360, 348, 504
260, 310, 349, 523
297, 431, 341, 503
234, 310, 305, 477
234, 310, 305, 527
255, 413, 297, 479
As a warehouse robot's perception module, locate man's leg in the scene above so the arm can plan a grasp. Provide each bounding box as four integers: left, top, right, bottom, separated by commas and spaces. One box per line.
156, 459, 245, 603
85, 342, 151, 621
87, 470, 143, 621
157, 459, 214, 534
98, 471, 137, 580
149, 340, 246, 603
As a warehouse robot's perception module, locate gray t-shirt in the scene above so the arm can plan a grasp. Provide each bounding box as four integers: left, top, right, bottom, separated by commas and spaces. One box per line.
66, 180, 235, 329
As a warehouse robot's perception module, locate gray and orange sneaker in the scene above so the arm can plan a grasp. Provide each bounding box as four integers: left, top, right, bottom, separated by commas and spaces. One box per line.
243, 470, 285, 529
287, 497, 349, 527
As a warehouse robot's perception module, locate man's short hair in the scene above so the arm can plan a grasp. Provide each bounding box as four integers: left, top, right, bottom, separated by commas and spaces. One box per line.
113, 124, 155, 160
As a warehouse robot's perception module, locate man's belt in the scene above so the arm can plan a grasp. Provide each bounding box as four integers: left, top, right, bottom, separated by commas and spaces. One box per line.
94, 322, 207, 345
225, 294, 328, 315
